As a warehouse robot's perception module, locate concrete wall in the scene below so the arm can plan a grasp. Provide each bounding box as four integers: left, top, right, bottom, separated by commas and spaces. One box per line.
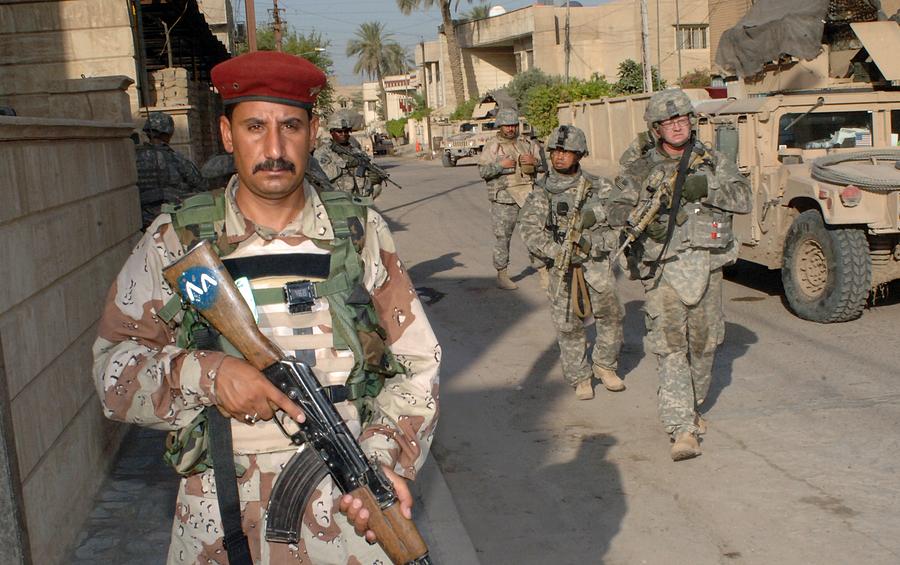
0, 0, 140, 118
0, 113, 138, 564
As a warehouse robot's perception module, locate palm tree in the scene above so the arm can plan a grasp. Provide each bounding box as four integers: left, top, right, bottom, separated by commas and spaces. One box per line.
463, 3, 491, 21
395, 0, 474, 110
346, 22, 408, 120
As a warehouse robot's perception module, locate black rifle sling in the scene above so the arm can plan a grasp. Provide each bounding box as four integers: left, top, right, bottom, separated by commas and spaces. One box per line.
648, 136, 696, 278
208, 408, 253, 565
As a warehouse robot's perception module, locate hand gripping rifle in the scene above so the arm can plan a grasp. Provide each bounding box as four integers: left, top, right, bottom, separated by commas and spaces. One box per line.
163, 240, 430, 565
331, 141, 403, 190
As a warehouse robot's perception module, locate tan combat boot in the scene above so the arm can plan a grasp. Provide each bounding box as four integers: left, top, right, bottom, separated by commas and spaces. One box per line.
537, 266, 550, 290
694, 414, 707, 435
575, 379, 594, 400
496, 268, 518, 290
671, 432, 701, 461
592, 365, 625, 392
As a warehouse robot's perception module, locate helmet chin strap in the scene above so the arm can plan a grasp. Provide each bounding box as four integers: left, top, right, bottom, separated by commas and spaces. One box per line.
554, 162, 580, 175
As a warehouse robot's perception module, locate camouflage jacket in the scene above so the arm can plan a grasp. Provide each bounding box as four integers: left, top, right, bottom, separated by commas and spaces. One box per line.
135, 142, 205, 228
478, 133, 546, 204
92, 177, 441, 479
314, 138, 381, 196
618, 140, 752, 303
520, 168, 621, 287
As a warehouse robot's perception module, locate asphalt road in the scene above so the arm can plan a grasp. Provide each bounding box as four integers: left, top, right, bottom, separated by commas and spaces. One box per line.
375, 155, 900, 565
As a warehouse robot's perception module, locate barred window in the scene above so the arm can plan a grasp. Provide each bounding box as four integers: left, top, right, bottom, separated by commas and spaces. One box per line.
676, 25, 708, 50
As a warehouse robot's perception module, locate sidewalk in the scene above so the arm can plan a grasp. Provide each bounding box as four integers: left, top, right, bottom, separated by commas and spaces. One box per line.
68, 426, 478, 564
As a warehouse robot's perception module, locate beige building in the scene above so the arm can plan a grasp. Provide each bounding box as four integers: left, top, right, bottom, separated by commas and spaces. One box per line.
416, 0, 712, 111
362, 73, 418, 127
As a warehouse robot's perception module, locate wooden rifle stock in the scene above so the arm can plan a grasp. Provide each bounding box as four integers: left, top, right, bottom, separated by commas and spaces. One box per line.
162, 240, 431, 565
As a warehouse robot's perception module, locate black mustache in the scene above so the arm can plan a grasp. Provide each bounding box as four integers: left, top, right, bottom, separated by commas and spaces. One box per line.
253, 158, 296, 173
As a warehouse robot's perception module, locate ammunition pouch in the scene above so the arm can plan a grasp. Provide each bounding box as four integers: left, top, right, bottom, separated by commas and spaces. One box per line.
676, 207, 733, 250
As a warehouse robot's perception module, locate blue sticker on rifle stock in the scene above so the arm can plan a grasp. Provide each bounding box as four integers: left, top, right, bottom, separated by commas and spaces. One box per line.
178, 267, 220, 310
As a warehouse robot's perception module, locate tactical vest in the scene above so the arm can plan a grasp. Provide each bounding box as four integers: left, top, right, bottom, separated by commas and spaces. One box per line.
158, 185, 404, 474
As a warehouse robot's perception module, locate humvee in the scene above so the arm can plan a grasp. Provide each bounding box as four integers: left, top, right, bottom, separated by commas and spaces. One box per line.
440, 118, 497, 167
695, 91, 900, 323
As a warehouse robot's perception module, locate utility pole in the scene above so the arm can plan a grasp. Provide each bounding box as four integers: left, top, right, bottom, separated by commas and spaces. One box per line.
271, 0, 283, 52
245, 0, 257, 51
675, 0, 683, 83
564, 0, 571, 84
640, 0, 653, 93
656, 0, 661, 78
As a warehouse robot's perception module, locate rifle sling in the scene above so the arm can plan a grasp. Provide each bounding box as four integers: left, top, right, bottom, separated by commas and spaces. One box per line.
208, 408, 253, 565
647, 137, 695, 279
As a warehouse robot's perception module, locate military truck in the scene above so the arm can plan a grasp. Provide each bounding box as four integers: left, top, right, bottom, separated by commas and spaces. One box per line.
439, 118, 497, 167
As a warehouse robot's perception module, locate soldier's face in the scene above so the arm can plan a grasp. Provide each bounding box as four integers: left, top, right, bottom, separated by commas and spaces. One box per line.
550, 149, 580, 172
330, 128, 351, 145
500, 125, 518, 139
220, 101, 319, 201
654, 115, 692, 151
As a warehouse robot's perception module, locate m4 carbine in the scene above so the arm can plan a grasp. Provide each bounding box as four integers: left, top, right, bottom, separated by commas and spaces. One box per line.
331, 141, 403, 190
163, 240, 429, 565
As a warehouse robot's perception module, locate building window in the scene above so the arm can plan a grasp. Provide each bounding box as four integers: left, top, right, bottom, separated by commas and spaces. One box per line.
675, 25, 708, 50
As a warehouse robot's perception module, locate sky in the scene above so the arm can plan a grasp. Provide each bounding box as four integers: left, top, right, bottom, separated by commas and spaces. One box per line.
234, 0, 547, 85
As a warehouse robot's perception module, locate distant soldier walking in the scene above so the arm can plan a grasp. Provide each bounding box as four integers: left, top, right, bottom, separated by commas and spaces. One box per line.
520, 125, 628, 400
315, 110, 387, 198
134, 112, 205, 229
478, 108, 547, 289
616, 89, 751, 460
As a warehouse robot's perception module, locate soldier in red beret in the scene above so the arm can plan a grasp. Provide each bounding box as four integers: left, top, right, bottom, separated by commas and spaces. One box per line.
93, 51, 441, 564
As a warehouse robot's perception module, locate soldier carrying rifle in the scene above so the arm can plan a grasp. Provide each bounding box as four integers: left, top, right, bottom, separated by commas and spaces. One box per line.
520, 125, 631, 400
315, 109, 393, 199
613, 89, 751, 461
92, 51, 440, 564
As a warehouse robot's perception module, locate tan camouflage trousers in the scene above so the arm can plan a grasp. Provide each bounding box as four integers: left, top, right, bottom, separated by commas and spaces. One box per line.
546, 264, 623, 386
166, 450, 390, 565
644, 270, 725, 437
490, 200, 539, 271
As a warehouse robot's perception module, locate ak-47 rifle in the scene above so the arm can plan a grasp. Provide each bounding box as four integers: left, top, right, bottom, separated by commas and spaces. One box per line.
331, 141, 403, 190
610, 145, 706, 266
162, 241, 430, 565
552, 176, 592, 302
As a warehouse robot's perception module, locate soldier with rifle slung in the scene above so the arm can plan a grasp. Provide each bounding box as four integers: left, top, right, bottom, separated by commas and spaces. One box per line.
614, 89, 751, 461
315, 110, 392, 198
520, 125, 630, 400
92, 51, 440, 564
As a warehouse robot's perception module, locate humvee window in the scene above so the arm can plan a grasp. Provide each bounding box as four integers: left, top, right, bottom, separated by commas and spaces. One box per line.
777, 111, 872, 150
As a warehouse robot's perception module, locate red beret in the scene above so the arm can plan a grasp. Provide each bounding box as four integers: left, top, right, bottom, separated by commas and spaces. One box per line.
211, 51, 326, 109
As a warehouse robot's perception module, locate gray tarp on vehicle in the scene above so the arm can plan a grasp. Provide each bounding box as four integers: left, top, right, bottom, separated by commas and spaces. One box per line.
716, 0, 891, 78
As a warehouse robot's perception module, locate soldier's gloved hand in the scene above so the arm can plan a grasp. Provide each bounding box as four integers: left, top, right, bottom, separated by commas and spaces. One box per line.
366, 169, 383, 184
682, 173, 709, 202
579, 209, 597, 230
645, 217, 668, 242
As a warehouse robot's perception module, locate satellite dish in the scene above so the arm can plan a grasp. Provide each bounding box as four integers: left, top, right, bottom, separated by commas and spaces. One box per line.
488, 6, 507, 17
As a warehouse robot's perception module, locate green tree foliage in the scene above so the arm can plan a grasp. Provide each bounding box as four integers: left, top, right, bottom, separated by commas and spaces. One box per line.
409, 92, 432, 120
523, 76, 616, 137
462, 2, 491, 20
386, 118, 408, 139
614, 59, 666, 94
680, 68, 711, 88
235, 26, 335, 117
450, 98, 478, 121
505, 68, 556, 110
346, 22, 409, 118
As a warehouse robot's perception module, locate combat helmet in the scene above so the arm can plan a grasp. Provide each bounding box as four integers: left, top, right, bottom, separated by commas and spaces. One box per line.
495, 107, 519, 127
644, 89, 695, 128
143, 112, 175, 136
327, 110, 357, 131
546, 125, 588, 156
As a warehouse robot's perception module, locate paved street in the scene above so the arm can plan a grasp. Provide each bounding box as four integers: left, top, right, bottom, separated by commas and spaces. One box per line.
72, 154, 900, 565
377, 156, 900, 565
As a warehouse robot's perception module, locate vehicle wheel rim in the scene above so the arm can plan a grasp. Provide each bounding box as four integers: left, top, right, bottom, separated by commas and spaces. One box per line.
796, 238, 828, 299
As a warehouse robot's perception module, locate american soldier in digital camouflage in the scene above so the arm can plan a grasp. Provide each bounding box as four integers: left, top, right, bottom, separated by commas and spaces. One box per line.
135, 111, 206, 229
519, 125, 628, 400
93, 52, 440, 564
477, 107, 547, 290
615, 88, 751, 461
314, 110, 386, 199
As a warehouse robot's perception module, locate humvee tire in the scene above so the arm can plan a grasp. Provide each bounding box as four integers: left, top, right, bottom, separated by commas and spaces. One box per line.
781, 210, 871, 323
442, 152, 457, 167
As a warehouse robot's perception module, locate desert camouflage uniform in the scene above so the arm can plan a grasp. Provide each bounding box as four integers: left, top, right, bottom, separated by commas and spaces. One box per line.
92, 177, 441, 564
478, 132, 546, 270
618, 140, 751, 436
314, 138, 383, 198
135, 143, 206, 229
519, 168, 625, 386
